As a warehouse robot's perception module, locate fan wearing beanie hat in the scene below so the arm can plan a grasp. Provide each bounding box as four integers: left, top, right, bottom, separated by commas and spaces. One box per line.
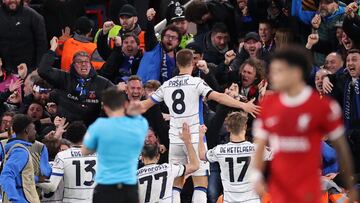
166, 1, 193, 48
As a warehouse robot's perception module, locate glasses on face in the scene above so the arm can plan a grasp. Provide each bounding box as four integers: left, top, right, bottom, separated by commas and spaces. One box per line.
163, 35, 178, 41
75, 60, 90, 65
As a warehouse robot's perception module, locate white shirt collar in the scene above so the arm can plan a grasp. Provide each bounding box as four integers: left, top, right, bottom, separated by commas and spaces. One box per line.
279, 86, 313, 108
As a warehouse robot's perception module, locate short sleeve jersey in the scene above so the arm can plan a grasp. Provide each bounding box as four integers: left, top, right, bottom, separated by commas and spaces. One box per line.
206, 141, 270, 203
83, 116, 148, 185
252, 87, 344, 203
137, 163, 185, 203
151, 75, 212, 144
52, 147, 97, 202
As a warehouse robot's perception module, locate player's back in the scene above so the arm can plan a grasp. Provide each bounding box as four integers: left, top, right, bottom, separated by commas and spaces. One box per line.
151, 75, 212, 144
213, 141, 260, 203
57, 147, 97, 203
137, 163, 185, 203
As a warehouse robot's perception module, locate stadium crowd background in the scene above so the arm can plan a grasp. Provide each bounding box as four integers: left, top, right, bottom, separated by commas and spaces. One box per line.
0, 0, 359, 202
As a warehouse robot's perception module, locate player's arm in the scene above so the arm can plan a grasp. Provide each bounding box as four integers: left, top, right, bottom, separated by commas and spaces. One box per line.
180, 123, 200, 175
139, 98, 156, 114
38, 155, 64, 192
198, 125, 207, 161
81, 146, 95, 156
207, 91, 261, 117
38, 173, 63, 192
330, 135, 358, 201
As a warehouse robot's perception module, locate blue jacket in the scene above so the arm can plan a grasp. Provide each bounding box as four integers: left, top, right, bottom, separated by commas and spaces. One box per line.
322, 141, 339, 175
137, 43, 175, 83
291, 0, 345, 24
0, 136, 52, 180
0, 139, 33, 203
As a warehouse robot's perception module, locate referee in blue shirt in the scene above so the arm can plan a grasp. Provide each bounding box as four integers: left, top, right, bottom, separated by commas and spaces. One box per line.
81, 86, 148, 203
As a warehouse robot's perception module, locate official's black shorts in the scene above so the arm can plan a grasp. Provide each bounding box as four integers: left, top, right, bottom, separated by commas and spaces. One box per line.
93, 183, 138, 203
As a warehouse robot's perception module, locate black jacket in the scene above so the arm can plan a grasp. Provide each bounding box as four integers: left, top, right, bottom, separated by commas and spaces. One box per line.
198, 32, 230, 65
99, 47, 143, 84
38, 51, 114, 125
0, 4, 47, 73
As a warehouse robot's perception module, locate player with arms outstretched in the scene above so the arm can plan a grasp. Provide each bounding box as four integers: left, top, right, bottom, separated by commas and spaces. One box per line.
138, 123, 199, 203
252, 46, 357, 203
140, 49, 261, 203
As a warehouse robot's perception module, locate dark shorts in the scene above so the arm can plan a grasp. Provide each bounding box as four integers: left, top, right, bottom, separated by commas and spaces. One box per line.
93, 183, 138, 203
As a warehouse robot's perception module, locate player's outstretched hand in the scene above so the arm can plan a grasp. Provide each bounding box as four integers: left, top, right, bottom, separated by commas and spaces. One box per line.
242, 98, 261, 118
179, 123, 191, 144
322, 77, 333, 94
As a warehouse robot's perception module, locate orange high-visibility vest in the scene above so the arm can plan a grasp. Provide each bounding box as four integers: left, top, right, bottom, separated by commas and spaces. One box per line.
61, 38, 104, 71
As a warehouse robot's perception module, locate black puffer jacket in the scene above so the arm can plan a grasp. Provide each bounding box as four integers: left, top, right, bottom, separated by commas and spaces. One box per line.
38, 51, 114, 125
0, 1, 47, 73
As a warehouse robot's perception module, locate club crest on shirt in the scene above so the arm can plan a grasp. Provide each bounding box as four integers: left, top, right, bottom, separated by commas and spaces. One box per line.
297, 113, 311, 132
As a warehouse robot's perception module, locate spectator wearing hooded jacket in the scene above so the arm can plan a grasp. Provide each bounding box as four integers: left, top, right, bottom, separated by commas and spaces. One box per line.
38, 37, 114, 126
0, 0, 47, 73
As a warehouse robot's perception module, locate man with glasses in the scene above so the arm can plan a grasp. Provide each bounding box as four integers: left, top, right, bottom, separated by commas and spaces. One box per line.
137, 8, 182, 84
38, 37, 114, 126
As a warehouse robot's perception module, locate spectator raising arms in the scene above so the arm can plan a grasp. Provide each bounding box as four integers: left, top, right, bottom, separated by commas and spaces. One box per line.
38, 37, 113, 126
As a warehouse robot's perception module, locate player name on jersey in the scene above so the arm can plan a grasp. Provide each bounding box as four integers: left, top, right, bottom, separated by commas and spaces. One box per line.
137, 164, 169, 175
219, 145, 255, 154
168, 78, 189, 87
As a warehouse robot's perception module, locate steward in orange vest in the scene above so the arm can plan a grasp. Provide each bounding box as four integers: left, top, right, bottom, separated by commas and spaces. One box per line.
60, 16, 105, 71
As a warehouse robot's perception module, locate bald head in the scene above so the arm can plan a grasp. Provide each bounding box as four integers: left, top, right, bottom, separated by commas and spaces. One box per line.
324, 52, 343, 74
315, 69, 331, 93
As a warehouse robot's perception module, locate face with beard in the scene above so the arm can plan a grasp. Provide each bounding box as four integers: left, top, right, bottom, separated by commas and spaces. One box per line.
3, 0, 21, 11
173, 19, 189, 35
346, 52, 360, 78
119, 16, 137, 31
244, 39, 261, 57
121, 36, 139, 57
161, 30, 180, 52
318, 1, 336, 17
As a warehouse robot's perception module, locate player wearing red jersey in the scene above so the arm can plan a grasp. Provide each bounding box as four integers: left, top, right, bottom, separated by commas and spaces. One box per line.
251, 46, 357, 203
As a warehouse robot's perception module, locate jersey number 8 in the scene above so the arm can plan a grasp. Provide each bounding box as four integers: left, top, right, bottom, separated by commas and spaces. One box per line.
172, 90, 186, 114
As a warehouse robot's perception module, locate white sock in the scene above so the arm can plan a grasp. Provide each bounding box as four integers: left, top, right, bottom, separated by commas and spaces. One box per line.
192, 186, 207, 203
172, 187, 181, 203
